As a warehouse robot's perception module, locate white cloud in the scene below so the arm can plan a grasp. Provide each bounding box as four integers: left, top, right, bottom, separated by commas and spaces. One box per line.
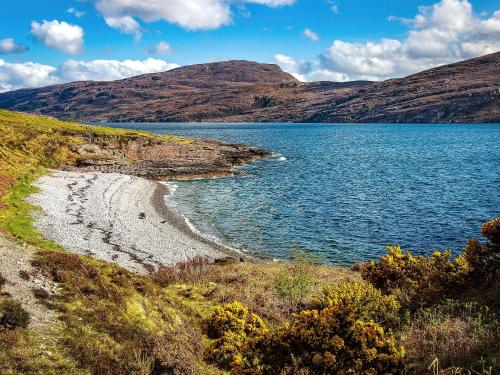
273, 54, 311, 81
246, 0, 294, 6
280, 0, 500, 82
67, 7, 86, 18
95, 0, 294, 33
274, 54, 349, 82
147, 41, 172, 55
320, 39, 405, 79
96, 0, 229, 32
303, 28, 320, 42
328, 1, 339, 14
104, 15, 143, 41
0, 60, 57, 92
0, 38, 28, 54
31, 20, 84, 54
0, 58, 179, 92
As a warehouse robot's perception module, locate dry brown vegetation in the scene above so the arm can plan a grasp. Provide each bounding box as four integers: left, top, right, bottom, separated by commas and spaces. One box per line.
30, 251, 209, 375
401, 301, 499, 374
175, 258, 358, 325
0, 173, 14, 209
22, 250, 358, 375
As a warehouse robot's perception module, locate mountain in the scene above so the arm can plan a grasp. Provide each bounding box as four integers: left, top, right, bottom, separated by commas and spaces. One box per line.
309, 52, 500, 123
0, 53, 499, 123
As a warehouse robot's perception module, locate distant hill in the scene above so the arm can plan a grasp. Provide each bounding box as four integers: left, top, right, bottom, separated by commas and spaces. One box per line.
160, 60, 299, 84
0, 53, 498, 123
309, 52, 500, 123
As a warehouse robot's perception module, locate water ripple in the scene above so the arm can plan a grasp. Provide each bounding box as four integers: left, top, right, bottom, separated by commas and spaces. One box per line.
108, 122, 500, 265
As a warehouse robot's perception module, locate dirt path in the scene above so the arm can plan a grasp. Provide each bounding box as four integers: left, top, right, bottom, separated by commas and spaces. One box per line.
0, 236, 56, 329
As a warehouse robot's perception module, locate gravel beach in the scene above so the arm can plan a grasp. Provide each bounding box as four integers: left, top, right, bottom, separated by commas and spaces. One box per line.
28, 171, 231, 273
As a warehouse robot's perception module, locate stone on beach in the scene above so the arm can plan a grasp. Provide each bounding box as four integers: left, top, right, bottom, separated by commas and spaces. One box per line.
28, 171, 225, 274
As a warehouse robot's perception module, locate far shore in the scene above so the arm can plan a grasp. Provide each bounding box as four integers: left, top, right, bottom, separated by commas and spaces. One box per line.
28, 170, 245, 274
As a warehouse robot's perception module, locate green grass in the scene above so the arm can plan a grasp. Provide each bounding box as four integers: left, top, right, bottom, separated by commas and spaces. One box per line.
0, 174, 63, 250
29, 251, 212, 374
0, 109, 190, 143
0, 328, 85, 375
1, 109, 144, 136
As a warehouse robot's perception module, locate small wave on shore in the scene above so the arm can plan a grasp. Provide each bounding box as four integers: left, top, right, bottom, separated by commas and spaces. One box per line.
271, 152, 287, 161
161, 181, 245, 255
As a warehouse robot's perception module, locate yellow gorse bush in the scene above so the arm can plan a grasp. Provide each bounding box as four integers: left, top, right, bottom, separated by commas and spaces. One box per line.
481, 218, 500, 245
203, 301, 268, 369
235, 306, 404, 374
203, 301, 268, 340
362, 218, 500, 309
310, 281, 400, 328
206, 283, 404, 374
454, 218, 500, 283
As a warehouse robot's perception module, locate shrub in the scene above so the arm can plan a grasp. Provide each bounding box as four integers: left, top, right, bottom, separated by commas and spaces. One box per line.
151, 328, 203, 375
30, 251, 207, 375
32, 251, 99, 283
62, 320, 203, 375
204, 301, 268, 340
310, 281, 399, 328
361, 246, 455, 309
275, 251, 314, 303
203, 301, 267, 369
18, 270, 30, 281
454, 218, 500, 285
32, 287, 50, 299
234, 305, 404, 374
0, 298, 30, 331
362, 218, 500, 309
204, 283, 403, 374
0, 328, 83, 374
152, 266, 178, 287
482, 218, 500, 245
206, 330, 247, 370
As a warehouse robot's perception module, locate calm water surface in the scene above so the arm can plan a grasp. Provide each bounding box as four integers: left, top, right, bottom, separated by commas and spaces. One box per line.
103, 123, 500, 265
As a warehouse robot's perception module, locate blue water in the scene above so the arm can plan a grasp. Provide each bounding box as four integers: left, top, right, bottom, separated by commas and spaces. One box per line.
104, 122, 500, 265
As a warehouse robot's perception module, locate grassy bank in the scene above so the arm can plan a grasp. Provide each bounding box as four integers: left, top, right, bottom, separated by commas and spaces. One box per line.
0, 110, 188, 247
0, 110, 498, 374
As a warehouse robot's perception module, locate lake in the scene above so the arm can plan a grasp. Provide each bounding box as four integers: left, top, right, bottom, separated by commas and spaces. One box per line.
103, 122, 500, 265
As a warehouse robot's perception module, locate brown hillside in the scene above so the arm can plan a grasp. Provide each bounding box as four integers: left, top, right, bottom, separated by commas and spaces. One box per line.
0, 53, 498, 123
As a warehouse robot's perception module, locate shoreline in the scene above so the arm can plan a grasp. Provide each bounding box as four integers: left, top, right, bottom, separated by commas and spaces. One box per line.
150, 181, 249, 261
152, 181, 276, 263
28, 171, 246, 274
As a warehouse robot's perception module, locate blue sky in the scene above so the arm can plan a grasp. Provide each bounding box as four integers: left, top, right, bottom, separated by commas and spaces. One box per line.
0, 0, 499, 91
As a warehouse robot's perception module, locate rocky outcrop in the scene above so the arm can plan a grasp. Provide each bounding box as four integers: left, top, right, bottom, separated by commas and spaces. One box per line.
0, 53, 499, 123
67, 133, 270, 179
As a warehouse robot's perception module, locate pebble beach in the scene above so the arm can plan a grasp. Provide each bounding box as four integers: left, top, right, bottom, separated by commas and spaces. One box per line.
28, 171, 230, 274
